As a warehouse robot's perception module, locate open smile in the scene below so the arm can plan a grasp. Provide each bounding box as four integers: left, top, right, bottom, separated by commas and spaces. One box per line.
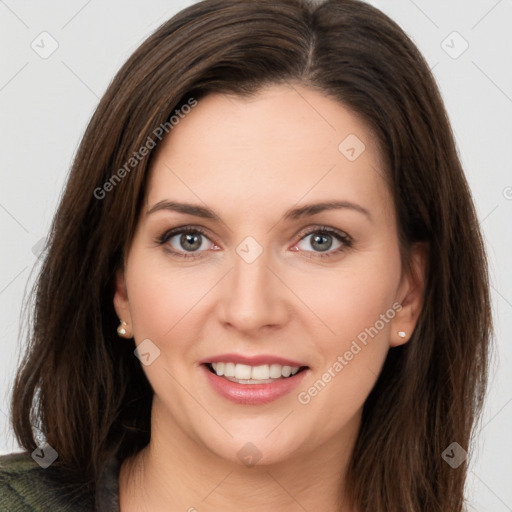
200, 355, 310, 405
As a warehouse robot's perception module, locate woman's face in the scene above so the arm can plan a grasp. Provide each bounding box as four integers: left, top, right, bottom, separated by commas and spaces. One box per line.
114, 84, 424, 467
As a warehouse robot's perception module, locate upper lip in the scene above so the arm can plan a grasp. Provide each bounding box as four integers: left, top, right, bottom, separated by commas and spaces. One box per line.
200, 353, 308, 367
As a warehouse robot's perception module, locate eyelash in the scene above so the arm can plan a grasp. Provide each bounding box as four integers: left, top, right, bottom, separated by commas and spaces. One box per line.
156, 225, 353, 260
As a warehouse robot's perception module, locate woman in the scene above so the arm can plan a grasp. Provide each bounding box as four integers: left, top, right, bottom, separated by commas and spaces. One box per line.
0, 0, 492, 511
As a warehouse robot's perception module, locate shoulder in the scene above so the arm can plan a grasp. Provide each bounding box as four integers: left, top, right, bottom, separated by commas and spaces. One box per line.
0, 451, 94, 512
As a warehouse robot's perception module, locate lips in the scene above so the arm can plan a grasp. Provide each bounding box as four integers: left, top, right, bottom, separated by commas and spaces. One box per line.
200, 353, 310, 405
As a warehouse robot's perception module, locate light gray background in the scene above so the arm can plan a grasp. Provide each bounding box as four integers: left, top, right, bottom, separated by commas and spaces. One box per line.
1, 1, 511, 510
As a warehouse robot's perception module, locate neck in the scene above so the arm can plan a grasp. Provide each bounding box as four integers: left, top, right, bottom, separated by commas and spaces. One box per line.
119, 404, 360, 512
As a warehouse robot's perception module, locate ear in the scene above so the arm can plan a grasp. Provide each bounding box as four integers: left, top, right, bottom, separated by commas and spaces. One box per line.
389, 242, 428, 347
113, 268, 133, 335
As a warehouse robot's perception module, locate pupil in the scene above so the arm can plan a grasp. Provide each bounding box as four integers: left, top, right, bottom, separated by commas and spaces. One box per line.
311, 233, 332, 252
180, 233, 202, 251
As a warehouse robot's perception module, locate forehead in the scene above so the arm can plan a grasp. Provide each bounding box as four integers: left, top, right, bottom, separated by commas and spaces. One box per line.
146, 84, 393, 223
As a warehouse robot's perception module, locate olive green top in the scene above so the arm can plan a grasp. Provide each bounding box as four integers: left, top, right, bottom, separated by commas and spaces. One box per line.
0, 452, 120, 511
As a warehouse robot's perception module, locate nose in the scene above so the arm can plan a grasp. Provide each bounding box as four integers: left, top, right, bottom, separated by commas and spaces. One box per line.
216, 250, 291, 335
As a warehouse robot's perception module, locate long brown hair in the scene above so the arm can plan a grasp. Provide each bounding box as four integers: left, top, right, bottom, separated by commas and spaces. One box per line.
11, 1, 492, 510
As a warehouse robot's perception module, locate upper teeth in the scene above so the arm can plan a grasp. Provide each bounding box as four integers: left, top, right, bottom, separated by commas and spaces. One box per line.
211, 362, 300, 380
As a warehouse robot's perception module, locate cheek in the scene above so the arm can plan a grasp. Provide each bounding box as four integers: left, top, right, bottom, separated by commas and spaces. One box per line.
124, 253, 215, 403
294, 296, 395, 442
125, 250, 214, 342
291, 251, 400, 412
291, 252, 400, 344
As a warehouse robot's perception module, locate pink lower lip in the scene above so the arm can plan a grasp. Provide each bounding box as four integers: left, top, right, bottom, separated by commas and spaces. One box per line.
201, 364, 309, 405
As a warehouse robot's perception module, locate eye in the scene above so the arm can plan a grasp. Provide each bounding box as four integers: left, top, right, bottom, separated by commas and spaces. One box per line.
158, 227, 217, 257
292, 227, 352, 257
157, 225, 351, 260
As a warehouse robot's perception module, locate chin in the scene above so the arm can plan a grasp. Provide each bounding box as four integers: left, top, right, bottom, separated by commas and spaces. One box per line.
193, 423, 310, 469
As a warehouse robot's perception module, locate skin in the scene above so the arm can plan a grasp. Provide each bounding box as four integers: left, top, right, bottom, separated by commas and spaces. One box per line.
114, 84, 425, 512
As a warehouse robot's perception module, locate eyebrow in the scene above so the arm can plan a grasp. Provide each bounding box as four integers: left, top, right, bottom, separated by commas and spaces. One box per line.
146, 200, 372, 223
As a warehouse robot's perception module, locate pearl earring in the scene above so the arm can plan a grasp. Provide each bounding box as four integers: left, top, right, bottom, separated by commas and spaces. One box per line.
397, 331, 406, 338
117, 320, 129, 337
